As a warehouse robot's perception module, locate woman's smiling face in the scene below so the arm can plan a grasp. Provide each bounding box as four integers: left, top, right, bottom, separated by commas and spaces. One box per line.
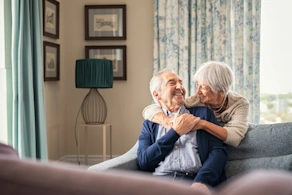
196, 82, 218, 104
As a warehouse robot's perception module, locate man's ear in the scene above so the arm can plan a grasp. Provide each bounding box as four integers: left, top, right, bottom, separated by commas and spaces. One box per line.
153, 91, 160, 101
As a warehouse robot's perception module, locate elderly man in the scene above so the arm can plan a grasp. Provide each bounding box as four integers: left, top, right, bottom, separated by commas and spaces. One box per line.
137, 69, 227, 191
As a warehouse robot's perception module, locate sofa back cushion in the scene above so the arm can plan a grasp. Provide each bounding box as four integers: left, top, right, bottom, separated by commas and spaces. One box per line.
225, 122, 292, 179
227, 122, 292, 161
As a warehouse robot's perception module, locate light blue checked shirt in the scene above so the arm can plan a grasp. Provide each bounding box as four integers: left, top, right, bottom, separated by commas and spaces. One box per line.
153, 105, 202, 175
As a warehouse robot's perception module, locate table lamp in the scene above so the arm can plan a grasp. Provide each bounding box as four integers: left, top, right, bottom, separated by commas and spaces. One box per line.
75, 59, 113, 124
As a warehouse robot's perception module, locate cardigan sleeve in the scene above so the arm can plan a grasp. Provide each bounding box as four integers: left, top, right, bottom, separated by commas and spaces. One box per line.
222, 97, 249, 147
142, 104, 163, 121
188, 106, 226, 186
137, 121, 180, 171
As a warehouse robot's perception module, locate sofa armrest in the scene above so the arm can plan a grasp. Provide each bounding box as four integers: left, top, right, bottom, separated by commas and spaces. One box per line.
88, 141, 139, 171
0, 143, 19, 158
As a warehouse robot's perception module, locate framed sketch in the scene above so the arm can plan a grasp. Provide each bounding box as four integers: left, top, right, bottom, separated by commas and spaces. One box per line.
43, 0, 59, 39
43, 41, 60, 81
85, 45, 127, 80
85, 5, 126, 40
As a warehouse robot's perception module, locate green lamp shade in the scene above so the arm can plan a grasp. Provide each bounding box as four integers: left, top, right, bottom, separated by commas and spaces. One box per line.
75, 59, 113, 88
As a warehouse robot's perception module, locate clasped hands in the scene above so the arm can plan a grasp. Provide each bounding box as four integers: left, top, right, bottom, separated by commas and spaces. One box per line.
162, 113, 201, 136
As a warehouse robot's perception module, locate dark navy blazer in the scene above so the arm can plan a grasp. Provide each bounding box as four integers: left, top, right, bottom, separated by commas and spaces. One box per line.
137, 106, 227, 187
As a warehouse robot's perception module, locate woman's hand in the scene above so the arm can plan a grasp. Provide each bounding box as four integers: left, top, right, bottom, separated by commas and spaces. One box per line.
171, 114, 200, 136
192, 119, 205, 130
161, 115, 173, 130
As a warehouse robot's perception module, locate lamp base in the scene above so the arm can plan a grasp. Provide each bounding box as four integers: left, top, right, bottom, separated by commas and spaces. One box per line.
81, 88, 107, 124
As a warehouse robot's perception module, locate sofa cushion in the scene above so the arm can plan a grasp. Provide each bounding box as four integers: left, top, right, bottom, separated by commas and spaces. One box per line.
88, 141, 140, 171
225, 154, 292, 179
226, 122, 292, 161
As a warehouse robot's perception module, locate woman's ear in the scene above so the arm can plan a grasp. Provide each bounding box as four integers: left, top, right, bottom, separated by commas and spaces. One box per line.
219, 90, 225, 96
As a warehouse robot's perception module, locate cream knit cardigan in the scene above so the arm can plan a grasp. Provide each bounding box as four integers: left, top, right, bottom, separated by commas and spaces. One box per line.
142, 91, 249, 147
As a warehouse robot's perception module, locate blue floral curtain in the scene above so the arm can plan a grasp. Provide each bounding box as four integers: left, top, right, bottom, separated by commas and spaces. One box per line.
10, 0, 48, 159
153, 0, 261, 123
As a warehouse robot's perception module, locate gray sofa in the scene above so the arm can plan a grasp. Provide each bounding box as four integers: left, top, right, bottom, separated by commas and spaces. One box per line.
1, 123, 292, 195
88, 122, 292, 179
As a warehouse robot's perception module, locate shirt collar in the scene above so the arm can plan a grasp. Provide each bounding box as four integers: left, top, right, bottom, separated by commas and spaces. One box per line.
162, 105, 187, 116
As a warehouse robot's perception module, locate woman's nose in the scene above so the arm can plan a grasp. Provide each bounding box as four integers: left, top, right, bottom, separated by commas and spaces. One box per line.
196, 85, 201, 93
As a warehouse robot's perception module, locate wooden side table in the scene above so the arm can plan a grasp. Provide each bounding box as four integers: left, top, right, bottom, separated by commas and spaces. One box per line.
76, 123, 112, 165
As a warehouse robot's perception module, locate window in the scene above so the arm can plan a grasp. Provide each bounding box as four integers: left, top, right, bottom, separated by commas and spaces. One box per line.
0, 0, 4, 67
0, 0, 12, 144
0, 0, 7, 143
260, 0, 292, 123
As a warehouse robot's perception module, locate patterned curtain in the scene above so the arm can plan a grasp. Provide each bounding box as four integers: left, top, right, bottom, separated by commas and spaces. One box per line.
153, 0, 261, 123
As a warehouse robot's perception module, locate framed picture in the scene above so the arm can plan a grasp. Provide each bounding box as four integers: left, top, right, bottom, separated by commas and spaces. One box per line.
85, 45, 127, 80
43, 0, 59, 39
85, 5, 126, 40
43, 41, 60, 81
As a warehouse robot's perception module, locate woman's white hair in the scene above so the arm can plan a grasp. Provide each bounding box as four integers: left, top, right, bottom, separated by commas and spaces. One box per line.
193, 61, 233, 94
149, 68, 177, 103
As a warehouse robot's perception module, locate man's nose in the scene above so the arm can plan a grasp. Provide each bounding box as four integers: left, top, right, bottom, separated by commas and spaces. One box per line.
176, 83, 183, 89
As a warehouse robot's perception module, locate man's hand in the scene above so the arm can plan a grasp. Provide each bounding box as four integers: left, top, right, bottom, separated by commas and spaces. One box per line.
172, 113, 200, 136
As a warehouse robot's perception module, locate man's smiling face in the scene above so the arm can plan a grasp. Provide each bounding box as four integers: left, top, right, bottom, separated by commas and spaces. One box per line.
156, 72, 186, 112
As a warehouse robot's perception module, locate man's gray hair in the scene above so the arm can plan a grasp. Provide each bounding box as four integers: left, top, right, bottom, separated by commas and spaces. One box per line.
149, 68, 177, 103
193, 61, 233, 94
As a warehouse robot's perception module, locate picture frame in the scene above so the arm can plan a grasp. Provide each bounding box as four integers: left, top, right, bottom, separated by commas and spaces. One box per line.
85, 45, 127, 80
85, 5, 126, 40
43, 0, 59, 39
43, 41, 60, 81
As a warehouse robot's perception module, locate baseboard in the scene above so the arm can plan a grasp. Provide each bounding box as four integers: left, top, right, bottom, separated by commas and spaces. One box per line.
59, 154, 119, 166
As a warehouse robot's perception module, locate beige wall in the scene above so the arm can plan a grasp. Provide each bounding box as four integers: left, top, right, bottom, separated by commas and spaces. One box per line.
44, 0, 153, 160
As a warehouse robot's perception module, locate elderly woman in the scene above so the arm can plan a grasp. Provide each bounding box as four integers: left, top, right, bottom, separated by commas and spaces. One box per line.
143, 61, 249, 147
